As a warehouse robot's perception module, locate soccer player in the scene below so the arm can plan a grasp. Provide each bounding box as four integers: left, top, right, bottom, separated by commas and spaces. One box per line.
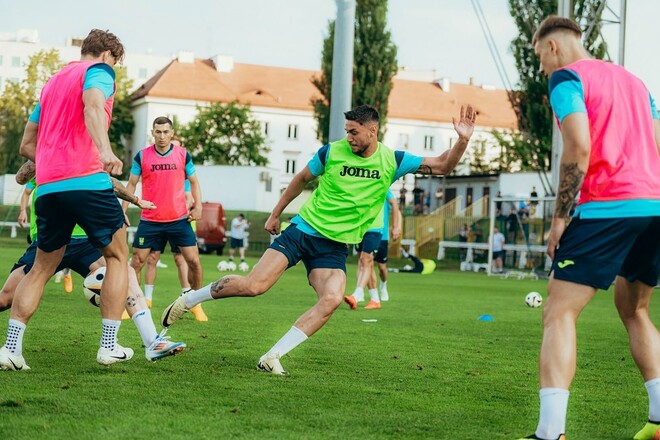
517, 16, 660, 440
161, 104, 476, 375
0, 29, 132, 370
344, 190, 401, 309
228, 214, 250, 264
123, 117, 207, 322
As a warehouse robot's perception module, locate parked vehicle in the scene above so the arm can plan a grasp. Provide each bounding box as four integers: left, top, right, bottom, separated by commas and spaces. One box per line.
196, 202, 226, 255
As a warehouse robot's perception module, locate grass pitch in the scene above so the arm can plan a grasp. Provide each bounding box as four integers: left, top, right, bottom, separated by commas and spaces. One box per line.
0, 242, 656, 439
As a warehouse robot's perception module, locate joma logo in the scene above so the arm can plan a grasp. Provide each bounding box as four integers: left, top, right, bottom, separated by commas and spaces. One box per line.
339, 165, 380, 179
150, 164, 177, 171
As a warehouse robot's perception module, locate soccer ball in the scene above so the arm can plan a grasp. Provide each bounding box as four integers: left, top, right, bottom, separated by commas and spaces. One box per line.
238, 262, 249, 272
83, 267, 105, 307
525, 291, 543, 308
216, 260, 229, 272
227, 261, 237, 271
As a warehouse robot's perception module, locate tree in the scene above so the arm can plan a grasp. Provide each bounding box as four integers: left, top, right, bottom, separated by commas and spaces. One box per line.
178, 101, 269, 166
0, 50, 63, 174
312, 0, 398, 144
495, 0, 607, 192
109, 67, 135, 177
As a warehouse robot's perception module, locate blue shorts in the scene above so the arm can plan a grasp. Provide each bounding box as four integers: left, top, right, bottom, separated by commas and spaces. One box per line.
12, 238, 101, 278
552, 216, 660, 290
374, 240, 389, 264
269, 225, 349, 275
493, 250, 504, 260
133, 218, 196, 250
230, 237, 245, 249
35, 189, 125, 252
356, 231, 382, 254
151, 239, 181, 254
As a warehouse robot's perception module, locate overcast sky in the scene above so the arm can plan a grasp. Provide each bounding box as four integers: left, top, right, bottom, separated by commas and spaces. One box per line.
2, 0, 658, 97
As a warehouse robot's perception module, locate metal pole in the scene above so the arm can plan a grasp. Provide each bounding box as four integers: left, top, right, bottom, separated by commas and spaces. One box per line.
329, 0, 356, 142
619, 0, 627, 66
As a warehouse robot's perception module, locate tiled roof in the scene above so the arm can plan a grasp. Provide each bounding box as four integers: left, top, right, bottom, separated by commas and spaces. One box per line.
131, 59, 517, 130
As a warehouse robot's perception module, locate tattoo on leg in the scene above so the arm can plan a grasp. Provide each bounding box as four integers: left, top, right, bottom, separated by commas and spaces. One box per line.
210, 277, 229, 296
555, 162, 585, 218
126, 296, 137, 308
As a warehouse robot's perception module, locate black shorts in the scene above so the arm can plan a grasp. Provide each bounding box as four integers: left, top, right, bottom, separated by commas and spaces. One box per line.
374, 240, 389, 264
133, 218, 196, 251
35, 189, 125, 252
151, 239, 181, 254
268, 225, 349, 276
493, 250, 504, 260
12, 238, 101, 278
230, 237, 245, 249
552, 216, 660, 289
355, 231, 382, 255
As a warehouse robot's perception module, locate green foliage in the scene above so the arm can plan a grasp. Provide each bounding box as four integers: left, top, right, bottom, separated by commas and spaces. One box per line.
179, 101, 269, 166
0, 242, 653, 439
497, 0, 608, 178
108, 67, 135, 178
0, 50, 63, 174
312, 0, 398, 144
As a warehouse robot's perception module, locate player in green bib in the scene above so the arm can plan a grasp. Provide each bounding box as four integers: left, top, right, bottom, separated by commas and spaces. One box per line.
162, 104, 476, 375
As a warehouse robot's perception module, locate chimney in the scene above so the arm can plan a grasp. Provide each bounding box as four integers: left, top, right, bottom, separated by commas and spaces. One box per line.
211, 54, 234, 72
435, 77, 451, 92
469, 77, 475, 86
177, 50, 195, 64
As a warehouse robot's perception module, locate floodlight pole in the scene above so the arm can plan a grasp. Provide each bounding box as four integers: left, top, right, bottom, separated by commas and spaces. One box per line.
328, 0, 356, 142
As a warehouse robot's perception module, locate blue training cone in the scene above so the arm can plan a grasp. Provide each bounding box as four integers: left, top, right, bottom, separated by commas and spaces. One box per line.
477, 314, 494, 322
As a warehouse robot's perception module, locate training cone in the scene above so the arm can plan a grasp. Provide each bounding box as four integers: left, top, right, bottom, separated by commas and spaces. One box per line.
477, 314, 494, 322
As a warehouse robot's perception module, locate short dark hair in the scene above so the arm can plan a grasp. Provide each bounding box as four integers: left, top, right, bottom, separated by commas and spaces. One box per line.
532, 15, 582, 45
152, 116, 173, 128
81, 29, 125, 63
344, 105, 379, 126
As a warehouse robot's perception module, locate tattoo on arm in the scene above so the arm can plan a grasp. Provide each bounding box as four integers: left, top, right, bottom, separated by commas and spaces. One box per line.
16, 161, 36, 185
554, 162, 585, 218
210, 277, 229, 296
416, 164, 432, 175
110, 177, 134, 204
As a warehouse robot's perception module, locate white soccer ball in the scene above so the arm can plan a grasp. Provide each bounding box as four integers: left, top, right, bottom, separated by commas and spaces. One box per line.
227, 261, 237, 271
525, 291, 543, 308
83, 267, 105, 307
217, 260, 229, 272
238, 262, 249, 272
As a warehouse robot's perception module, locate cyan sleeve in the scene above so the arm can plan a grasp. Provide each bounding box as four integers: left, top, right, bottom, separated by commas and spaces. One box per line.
26, 179, 36, 190
184, 179, 191, 192
130, 152, 142, 176
549, 69, 586, 124
28, 102, 41, 124
393, 152, 423, 181
308, 145, 330, 177
83, 64, 115, 99
184, 152, 196, 177
650, 93, 659, 120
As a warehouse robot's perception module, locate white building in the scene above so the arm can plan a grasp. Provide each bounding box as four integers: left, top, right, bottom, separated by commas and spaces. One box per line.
0, 29, 171, 93
130, 54, 518, 201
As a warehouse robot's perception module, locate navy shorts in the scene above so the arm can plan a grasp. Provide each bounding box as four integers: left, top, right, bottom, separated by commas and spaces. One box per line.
268, 225, 349, 275
230, 237, 245, 249
35, 189, 125, 252
151, 239, 181, 254
356, 231, 383, 254
493, 250, 504, 260
374, 240, 389, 264
552, 216, 660, 290
133, 218, 196, 250
12, 238, 101, 278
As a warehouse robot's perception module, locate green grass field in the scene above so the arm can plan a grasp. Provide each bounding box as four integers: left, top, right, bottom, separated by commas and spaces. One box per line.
0, 240, 656, 439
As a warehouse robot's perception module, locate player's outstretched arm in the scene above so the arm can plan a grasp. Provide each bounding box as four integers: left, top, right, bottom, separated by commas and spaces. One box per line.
15, 160, 35, 185
265, 166, 315, 235
416, 105, 476, 175
111, 177, 156, 210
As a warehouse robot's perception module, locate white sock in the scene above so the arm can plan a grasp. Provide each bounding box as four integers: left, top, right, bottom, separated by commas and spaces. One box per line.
645, 378, 660, 422
132, 309, 158, 347
144, 285, 154, 300
264, 326, 308, 358
182, 287, 192, 294
536, 388, 569, 440
368, 288, 380, 302
5, 319, 26, 355
185, 284, 214, 308
380, 281, 387, 291
100, 319, 121, 350
353, 287, 364, 298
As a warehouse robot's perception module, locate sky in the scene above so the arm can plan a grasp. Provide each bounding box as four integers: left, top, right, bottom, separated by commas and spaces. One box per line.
2, 0, 659, 97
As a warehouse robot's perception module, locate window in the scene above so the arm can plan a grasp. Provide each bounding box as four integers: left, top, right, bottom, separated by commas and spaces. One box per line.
11, 56, 20, 67
265, 177, 272, 192
138, 68, 148, 79
398, 133, 409, 149
262, 122, 269, 136
287, 124, 298, 139
285, 159, 297, 175
424, 135, 434, 151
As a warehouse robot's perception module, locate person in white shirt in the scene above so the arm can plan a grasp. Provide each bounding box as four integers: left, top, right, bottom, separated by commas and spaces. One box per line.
229, 214, 250, 263
491, 226, 505, 273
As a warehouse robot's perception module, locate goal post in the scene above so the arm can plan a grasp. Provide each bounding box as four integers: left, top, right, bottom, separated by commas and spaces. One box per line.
487, 195, 557, 277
